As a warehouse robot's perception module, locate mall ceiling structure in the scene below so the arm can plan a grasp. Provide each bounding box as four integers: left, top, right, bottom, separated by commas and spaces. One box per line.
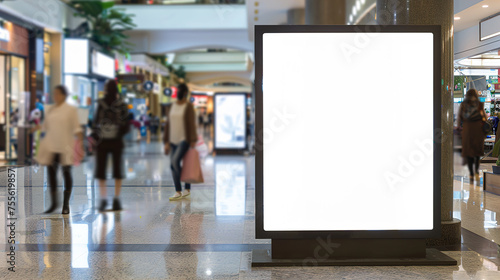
119, 0, 500, 91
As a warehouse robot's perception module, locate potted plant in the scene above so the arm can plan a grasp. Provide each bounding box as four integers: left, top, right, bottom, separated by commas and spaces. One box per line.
492, 140, 500, 174
494, 158, 500, 174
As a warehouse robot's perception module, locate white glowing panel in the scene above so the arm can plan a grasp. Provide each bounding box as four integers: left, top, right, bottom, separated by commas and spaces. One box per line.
92, 51, 115, 79
215, 160, 246, 216
263, 33, 434, 231
215, 94, 246, 149
64, 39, 89, 75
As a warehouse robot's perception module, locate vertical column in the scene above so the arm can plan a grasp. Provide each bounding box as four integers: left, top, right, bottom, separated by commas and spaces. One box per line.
287, 8, 305, 25
305, 0, 346, 25
377, 0, 459, 245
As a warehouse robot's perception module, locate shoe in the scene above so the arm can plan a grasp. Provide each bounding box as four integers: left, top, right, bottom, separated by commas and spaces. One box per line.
169, 192, 183, 201
113, 198, 123, 211
469, 177, 475, 185
62, 190, 71, 215
475, 174, 480, 183
98, 199, 108, 212
44, 192, 58, 214
182, 190, 191, 198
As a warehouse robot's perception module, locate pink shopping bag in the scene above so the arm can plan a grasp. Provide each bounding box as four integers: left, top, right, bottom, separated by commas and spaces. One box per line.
180, 148, 204, 184
73, 139, 85, 166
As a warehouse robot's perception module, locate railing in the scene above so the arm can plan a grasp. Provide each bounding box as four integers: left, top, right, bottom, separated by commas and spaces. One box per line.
116, 0, 244, 4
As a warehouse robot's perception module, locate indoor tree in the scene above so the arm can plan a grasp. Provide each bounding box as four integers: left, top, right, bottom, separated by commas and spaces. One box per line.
68, 0, 136, 55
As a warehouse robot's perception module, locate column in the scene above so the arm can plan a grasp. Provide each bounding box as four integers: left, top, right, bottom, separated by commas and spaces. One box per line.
287, 8, 305, 25
305, 0, 346, 25
377, 0, 459, 245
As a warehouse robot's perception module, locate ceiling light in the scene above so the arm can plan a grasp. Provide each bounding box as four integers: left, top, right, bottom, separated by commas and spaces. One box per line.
483, 5, 489, 8
454, 17, 461, 20
352, 6, 357, 16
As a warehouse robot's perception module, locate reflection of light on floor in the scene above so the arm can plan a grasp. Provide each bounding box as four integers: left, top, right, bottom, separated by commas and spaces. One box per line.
215, 160, 246, 216
71, 224, 89, 268
484, 210, 498, 229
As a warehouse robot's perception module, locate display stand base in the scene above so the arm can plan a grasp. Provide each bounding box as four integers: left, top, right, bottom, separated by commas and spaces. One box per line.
251, 248, 457, 267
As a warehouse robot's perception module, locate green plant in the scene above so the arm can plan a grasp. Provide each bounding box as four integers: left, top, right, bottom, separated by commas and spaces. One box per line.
496, 157, 500, 167
69, 0, 136, 55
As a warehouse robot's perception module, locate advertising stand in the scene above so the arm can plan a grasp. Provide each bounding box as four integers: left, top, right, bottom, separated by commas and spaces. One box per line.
214, 93, 247, 154
253, 25, 457, 266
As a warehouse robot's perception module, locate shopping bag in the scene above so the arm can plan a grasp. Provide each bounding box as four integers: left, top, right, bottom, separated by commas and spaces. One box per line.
195, 136, 209, 158
180, 149, 204, 184
34, 138, 51, 166
73, 139, 84, 166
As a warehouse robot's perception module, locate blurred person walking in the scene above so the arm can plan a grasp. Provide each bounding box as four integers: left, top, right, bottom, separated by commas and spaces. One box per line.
36, 85, 83, 214
163, 84, 197, 201
92, 80, 130, 211
458, 89, 486, 185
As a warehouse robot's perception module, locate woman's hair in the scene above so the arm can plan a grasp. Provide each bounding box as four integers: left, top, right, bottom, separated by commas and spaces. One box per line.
464, 88, 479, 104
177, 83, 188, 100
55, 85, 69, 96
105, 79, 119, 103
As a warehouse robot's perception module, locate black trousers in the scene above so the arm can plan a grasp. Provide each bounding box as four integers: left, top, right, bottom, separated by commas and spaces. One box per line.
48, 154, 73, 194
95, 140, 124, 179
466, 156, 480, 177
170, 141, 191, 192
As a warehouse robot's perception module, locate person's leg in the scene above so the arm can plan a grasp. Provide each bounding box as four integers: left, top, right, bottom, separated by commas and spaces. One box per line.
170, 143, 183, 199
61, 165, 73, 214
112, 141, 124, 210
467, 157, 474, 184
95, 143, 109, 211
177, 141, 192, 196
45, 154, 59, 213
474, 156, 480, 174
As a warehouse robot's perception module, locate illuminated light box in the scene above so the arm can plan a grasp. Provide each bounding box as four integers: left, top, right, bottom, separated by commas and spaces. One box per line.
255, 25, 441, 239
92, 51, 115, 79
64, 39, 89, 75
215, 93, 247, 150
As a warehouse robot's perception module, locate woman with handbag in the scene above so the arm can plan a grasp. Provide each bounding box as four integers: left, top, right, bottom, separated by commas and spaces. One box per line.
458, 89, 486, 185
163, 84, 198, 201
35, 85, 84, 214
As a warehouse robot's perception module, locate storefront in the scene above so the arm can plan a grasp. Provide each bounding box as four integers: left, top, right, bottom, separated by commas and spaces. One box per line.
0, 19, 32, 161
63, 38, 115, 123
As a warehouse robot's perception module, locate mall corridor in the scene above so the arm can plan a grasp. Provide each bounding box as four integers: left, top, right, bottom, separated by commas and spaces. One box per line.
0, 140, 499, 279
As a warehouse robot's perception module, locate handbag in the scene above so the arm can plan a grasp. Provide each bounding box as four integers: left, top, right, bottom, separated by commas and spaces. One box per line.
483, 120, 492, 135
180, 148, 204, 184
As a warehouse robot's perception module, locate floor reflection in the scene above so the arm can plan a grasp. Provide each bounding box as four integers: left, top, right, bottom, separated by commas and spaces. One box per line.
215, 158, 246, 216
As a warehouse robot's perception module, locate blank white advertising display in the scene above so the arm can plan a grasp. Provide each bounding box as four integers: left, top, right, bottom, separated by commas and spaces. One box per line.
262, 32, 435, 232
64, 39, 89, 75
215, 94, 246, 149
92, 51, 115, 79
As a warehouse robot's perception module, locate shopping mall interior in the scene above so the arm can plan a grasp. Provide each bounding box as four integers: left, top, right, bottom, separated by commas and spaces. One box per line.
1, 0, 500, 279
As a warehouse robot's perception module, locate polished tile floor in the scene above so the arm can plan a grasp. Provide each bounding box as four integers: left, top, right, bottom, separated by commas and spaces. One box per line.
1, 142, 500, 279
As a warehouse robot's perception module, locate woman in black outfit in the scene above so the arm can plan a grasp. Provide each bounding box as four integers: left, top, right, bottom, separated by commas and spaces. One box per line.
92, 80, 130, 211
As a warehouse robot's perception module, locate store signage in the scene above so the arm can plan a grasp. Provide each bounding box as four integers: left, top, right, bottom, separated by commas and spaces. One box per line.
153, 83, 160, 94
215, 94, 246, 149
488, 76, 499, 84
256, 25, 440, 239
0, 26, 10, 42
143, 81, 154, 91
117, 74, 144, 84
163, 87, 172, 96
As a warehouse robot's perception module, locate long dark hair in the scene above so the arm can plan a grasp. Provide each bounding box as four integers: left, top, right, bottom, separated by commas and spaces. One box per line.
464, 89, 479, 105
104, 79, 119, 105
177, 84, 188, 100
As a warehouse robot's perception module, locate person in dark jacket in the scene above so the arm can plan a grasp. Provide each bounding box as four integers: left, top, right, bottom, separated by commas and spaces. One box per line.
92, 80, 130, 211
458, 89, 486, 185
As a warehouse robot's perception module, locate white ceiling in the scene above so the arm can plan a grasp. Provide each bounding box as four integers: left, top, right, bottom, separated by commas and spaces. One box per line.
455, 0, 500, 32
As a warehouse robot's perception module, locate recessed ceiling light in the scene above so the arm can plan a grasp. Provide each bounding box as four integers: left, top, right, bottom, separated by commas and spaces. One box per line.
454, 17, 461, 20
483, 5, 489, 8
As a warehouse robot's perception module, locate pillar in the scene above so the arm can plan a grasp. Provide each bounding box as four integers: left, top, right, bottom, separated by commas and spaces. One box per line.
287, 8, 305, 25
305, 0, 346, 25
377, 0, 459, 245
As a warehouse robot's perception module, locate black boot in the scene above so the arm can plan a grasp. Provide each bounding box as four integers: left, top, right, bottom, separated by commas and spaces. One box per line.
44, 192, 58, 214
98, 199, 108, 212
113, 197, 122, 211
62, 191, 71, 215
